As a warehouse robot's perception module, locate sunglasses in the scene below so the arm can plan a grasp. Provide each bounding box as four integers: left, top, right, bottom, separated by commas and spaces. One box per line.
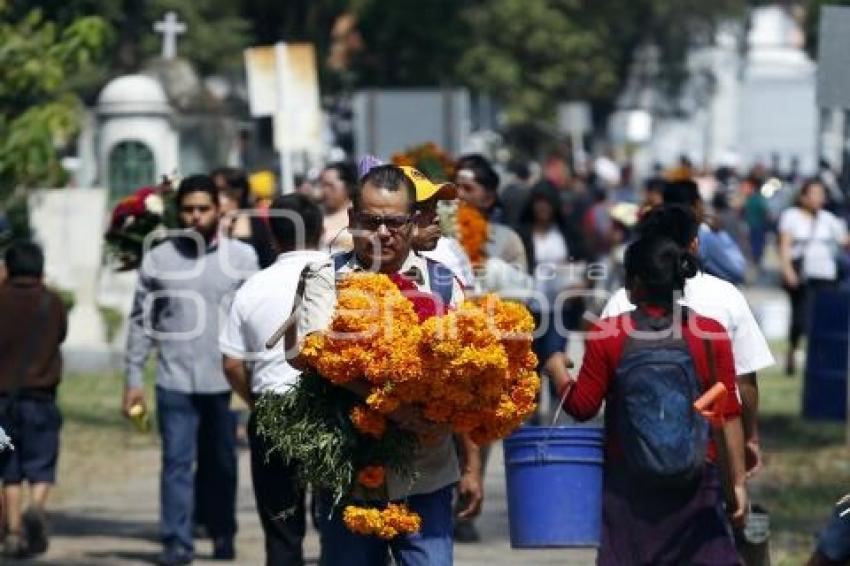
354, 212, 412, 233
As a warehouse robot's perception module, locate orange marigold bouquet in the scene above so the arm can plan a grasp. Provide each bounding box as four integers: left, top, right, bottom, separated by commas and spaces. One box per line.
256, 271, 539, 539
390, 141, 454, 182
435, 200, 489, 267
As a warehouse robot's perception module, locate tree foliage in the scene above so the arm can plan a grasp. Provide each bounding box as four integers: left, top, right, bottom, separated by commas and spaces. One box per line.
0, 0, 752, 205
28, 0, 252, 78
457, 0, 745, 126
458, 0, 617, 125
0, 3, 109, 201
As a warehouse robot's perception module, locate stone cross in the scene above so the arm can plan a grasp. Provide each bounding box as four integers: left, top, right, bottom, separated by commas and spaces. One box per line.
153, 11, 187, 60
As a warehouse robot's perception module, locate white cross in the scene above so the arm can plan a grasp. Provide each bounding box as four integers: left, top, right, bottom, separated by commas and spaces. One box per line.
153, 11, 187, 60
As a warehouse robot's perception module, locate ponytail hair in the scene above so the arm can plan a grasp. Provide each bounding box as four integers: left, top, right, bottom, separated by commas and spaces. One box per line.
624, 236, 699, 309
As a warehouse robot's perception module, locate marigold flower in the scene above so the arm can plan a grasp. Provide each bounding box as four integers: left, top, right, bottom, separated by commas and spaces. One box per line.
350, 405, 386, 438
382, 503, 422, 534
342, 504, 421, 539
357, 466, 386, 489
302, 275, 541, 534
366, 390, 401, 415
423, 401, 453, 423
343, 505, 384, 536
457, 203, 488, 266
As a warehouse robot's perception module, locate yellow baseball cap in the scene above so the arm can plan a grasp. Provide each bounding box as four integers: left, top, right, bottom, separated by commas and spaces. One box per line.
249, 170, 276, 199
399, 166, 457, 202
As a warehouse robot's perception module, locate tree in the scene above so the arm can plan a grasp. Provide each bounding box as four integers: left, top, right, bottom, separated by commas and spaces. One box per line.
0, 4, 109, 204
458, 0, 744, 127
459, 0, 617, 126
20, 0, 252, 83
346, 0, 471, 87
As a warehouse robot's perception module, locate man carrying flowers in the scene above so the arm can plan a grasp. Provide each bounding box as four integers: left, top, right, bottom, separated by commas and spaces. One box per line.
286, 164, 482, 566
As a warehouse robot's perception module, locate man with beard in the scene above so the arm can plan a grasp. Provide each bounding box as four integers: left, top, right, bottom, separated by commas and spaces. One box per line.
123, 175, 259, 565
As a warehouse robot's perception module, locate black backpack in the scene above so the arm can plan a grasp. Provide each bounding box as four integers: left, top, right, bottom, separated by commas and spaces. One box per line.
612, 308, 709, 487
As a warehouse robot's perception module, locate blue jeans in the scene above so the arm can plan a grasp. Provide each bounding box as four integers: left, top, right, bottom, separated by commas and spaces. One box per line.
156, 387, 237, 552
319, 485, 454, 566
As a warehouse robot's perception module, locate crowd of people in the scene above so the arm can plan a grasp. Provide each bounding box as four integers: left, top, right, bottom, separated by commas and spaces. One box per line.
0, 148, 849, 565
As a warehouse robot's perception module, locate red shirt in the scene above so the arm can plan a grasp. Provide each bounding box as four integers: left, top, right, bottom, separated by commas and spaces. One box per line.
563, 309, 741, 462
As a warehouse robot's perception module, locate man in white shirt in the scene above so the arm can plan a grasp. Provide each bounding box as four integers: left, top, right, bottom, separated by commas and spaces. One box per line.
599, 205, 774, 475
220, 194, 327, 566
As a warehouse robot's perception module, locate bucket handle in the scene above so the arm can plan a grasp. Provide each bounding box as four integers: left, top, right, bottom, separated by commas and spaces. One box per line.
549, 379, 575, 427
537, 381, 578, 455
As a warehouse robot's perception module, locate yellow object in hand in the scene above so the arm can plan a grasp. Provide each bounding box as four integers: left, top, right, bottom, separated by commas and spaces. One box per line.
129, 403, 150, 433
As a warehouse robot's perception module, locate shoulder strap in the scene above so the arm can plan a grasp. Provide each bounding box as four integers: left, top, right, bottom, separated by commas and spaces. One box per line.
801, 211, 820, 250
333, 251, 354, 272
702, 337, 718, 387
10, 289, 53, 403
425, 258, 454, 307
265, 261, 316, 350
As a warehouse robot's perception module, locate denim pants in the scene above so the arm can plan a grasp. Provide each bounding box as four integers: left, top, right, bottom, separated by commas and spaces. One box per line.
156, 386, 237, 552
319, 485, 454, 566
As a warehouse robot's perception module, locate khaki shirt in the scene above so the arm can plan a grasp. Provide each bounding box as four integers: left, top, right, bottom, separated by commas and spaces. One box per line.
296, 251, 464, 500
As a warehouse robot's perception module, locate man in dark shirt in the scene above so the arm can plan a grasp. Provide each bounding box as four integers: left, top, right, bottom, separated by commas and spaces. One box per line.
0, 240, 67, 558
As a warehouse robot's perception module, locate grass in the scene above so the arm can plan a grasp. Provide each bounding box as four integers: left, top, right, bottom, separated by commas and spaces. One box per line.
750, 346, 847, 565
52, 367, 160, 504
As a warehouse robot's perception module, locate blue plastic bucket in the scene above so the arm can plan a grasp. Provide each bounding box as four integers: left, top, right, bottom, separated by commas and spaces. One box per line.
803, 290, 850, 421
503, 425, 604, 548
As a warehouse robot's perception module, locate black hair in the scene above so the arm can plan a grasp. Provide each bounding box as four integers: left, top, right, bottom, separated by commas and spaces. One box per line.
324, 161, 358, 201
712, 190, 729, 212
5, 239, 44, 278
508, 160, 531, 182
354, 164, 416, 212
644, 176, 665, 194
799, 177, 823, 196
794, 177, 826, 208
519, 184, 564, 226
268, 193, 323, 251
177, 174, 219, 207
625, 236, 699, 308
637, 204, 699, 249
211, 167, 250, 207
663, 180, 701, 208
456, 154, 500, 193
210, 167, 251, 208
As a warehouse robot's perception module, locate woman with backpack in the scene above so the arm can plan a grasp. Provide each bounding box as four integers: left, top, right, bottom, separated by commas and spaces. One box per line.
562, 235, 747, 565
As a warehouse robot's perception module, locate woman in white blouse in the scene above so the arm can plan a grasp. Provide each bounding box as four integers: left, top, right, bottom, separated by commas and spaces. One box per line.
779, 179, 850, 374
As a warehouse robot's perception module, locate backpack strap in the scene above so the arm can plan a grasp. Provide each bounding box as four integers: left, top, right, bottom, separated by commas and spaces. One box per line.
425, 258, 454, 307
702, 337, 719, 387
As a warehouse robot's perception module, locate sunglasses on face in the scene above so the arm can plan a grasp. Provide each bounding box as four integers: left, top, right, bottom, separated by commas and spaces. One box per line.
354, 212, 412, 233
180, 205, 213, 214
